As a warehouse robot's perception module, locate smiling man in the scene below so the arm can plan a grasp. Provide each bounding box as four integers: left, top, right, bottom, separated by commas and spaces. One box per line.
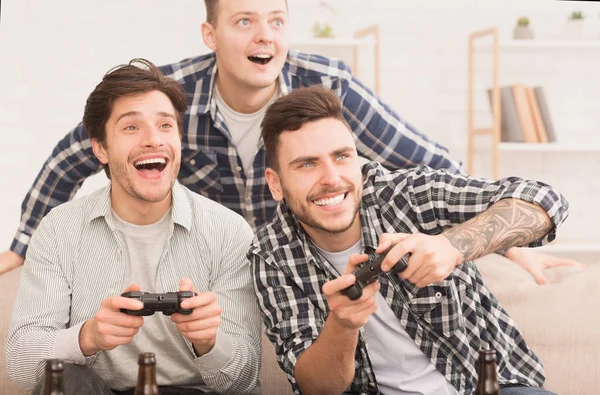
1, 0, 580, 287
248, 87, 566, 395
6, 59, 261, 395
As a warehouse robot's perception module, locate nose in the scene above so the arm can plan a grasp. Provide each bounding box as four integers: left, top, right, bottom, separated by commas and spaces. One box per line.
141, 126, 164, 148
319, 162, 342, 187
254, 21, 274, 44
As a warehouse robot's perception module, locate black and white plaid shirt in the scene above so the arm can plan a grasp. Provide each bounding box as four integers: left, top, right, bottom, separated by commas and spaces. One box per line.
12, 50, 464, 257
248, 162, 569, 395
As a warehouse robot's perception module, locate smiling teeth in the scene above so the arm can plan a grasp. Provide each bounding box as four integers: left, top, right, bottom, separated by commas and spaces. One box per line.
314, 194, 345, 207
252, 54, 272, 58
134, 158, 166, 166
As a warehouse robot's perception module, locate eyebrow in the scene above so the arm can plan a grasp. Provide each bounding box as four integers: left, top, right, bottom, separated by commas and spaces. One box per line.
231, 10, 287, 19
115, 111, 177, 124
287, 146, 355, 167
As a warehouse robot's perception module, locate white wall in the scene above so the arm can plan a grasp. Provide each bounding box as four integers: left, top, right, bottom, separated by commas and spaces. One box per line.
1, 0, 599, 252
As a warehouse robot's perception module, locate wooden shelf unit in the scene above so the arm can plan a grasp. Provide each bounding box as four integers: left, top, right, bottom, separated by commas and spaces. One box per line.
467, 28, 600, 179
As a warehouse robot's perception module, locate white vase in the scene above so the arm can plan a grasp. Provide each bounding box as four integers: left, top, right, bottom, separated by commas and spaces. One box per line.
513, 26, 534, 40
564, 20, 584, 40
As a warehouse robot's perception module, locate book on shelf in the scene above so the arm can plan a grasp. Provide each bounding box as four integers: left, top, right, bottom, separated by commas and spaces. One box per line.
512, 84, 539, 143
487, 87, 524, 143
487, 84, 557, 143
525, 86, 548, 143
533, 86, 557, 142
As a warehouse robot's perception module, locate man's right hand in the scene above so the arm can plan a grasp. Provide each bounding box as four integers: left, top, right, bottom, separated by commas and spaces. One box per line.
0, 250, 25, 275
322, 254, 380, 330
79, 283, 145, 356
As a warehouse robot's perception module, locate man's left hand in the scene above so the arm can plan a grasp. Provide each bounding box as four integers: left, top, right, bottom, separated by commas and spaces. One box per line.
504, 247, 587, 285
378, 232, 463, 288
171, 278, 222, 356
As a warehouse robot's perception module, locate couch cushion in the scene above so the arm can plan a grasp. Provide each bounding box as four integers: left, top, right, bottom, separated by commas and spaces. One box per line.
476, 254, 600, 395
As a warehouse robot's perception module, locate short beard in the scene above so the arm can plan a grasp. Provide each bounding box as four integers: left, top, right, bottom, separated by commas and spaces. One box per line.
282, 186, 361, 235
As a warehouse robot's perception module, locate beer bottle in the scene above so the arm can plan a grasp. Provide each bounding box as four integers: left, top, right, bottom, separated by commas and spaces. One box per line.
134, 352, 159, 395
476, 348, 500, 395
42, 359, 65, 395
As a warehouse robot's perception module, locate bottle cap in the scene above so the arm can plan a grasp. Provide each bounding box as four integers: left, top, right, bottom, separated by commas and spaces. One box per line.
138, 352, 156, 365
45, 359, 64, 372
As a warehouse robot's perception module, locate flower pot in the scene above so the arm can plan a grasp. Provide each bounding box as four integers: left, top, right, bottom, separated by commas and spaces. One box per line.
513, 26, 534, 40
565, 20, 584, 40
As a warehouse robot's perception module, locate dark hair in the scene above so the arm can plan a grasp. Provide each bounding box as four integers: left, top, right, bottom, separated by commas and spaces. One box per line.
261, 86, 351, 169
205, 0, 219, 25
82, 58, 188, 177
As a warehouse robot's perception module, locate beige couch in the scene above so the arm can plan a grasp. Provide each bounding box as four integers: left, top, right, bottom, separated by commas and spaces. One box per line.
2, 255, 598, 394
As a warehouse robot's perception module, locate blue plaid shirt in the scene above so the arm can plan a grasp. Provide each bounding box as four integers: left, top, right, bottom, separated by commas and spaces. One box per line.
12, 50, 464, 256
248, 162, 569, 395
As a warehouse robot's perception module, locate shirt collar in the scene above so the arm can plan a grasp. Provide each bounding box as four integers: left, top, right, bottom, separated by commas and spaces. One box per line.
87, 181, 192, 232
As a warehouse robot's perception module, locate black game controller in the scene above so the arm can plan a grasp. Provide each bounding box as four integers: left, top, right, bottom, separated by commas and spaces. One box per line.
120, 291, 197, 316
341, 249, 411, 301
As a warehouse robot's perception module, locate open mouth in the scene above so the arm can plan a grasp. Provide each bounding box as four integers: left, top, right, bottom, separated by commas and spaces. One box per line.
133, 158, 168, 174
312, 193, 347, 207
248, 54, 273, 65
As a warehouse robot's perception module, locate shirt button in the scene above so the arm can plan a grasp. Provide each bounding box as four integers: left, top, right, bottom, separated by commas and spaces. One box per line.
189, 159, 196, 166
435, 292, 443, 299
235, 166, 242, 172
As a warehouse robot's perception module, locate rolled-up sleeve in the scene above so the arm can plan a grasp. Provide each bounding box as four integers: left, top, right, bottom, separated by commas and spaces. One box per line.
366, 164, 569, 247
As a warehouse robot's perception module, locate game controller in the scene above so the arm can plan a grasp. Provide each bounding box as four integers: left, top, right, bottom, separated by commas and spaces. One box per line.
341, 248, 410, 301
120, 291, 197, 316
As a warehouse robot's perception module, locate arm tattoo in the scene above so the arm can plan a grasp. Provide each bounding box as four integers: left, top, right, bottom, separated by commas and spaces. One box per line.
443, 199, 552, 262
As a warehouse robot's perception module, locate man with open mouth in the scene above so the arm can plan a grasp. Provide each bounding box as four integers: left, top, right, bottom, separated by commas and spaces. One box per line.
6, 59, 261, 395
1, 0, 582, 290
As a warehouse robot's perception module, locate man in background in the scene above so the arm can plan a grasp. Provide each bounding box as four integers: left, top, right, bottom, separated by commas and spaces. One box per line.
0, 0, 581, 283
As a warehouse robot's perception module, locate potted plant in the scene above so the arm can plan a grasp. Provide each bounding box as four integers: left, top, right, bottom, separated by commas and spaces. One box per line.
565, 10, 585, 40
513, 17, 533, 40
313, 22, 335, 38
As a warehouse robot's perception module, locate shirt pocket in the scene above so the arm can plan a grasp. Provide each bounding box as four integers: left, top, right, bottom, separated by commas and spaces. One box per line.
180, 149, 223, 193
406, 278, 465, 337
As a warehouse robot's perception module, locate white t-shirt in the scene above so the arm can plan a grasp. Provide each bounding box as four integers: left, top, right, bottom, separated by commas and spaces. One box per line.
316, 241, 458, 395
214, 86, 279, 174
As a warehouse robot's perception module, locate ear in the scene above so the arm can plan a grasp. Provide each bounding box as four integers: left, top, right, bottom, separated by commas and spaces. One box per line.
91, 138, 109, 165
265, 168, 284, 201
201, 22, 217, 51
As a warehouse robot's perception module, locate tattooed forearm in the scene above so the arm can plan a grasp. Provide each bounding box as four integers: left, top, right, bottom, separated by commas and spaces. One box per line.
443, 199, 552, 262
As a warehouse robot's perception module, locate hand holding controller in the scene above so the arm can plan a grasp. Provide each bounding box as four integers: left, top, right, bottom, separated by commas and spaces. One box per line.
120, 291, 197, 316
341, 249, 411, 301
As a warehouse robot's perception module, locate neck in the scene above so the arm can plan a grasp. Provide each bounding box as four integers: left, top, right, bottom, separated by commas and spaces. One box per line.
215, 73, 277, 114
302, 215, 362, 253
110, 189, 172, 226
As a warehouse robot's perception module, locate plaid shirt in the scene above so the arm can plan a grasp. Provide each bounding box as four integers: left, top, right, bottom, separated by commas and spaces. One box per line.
248, 162, 569, 395
12, 50, 464, 257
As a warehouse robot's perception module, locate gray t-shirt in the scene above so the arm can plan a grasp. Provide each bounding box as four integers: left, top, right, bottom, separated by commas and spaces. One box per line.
92, 209, 208, 391
316, 241, 458, 395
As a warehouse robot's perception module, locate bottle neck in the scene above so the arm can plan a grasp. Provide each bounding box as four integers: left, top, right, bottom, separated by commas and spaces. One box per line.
134, 364, 158, 395
44, 371, 65, 395
476, 360, 500, 395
